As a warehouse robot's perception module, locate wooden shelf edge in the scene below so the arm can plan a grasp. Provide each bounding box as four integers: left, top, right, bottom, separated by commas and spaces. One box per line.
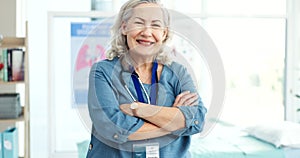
0, 115, 25, 123
0, 81, 25, 85
0, 37, 25, 48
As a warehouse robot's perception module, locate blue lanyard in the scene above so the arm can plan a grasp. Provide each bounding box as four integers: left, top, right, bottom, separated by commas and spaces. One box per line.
131, 61, 158, 104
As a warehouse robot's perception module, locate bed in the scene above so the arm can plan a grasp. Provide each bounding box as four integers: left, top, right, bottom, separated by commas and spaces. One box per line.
189, 120, 300, 158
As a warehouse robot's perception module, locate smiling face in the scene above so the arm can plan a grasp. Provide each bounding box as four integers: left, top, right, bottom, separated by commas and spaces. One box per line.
121, 3, 168, 60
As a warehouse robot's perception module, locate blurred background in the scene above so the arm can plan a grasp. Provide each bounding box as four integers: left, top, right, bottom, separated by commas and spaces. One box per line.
0, 0, 299, 157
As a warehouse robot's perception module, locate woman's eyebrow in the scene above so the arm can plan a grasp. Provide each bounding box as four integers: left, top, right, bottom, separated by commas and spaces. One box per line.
152, 20, 162, 24
133, 17, 145, 21
133, 17, 162, 23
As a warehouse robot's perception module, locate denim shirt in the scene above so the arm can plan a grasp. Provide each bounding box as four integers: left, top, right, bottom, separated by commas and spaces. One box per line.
87, 57, 207, 158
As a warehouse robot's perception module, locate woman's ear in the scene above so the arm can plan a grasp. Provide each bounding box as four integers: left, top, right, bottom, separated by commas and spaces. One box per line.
121, 22, 127, 35
162, 28, 168, 42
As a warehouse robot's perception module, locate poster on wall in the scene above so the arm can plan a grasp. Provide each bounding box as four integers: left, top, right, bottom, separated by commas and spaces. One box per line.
71, 21, 112, 107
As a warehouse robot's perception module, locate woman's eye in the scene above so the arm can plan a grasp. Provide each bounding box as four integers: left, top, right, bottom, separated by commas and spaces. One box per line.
134, 22, 144, 25
152, 24, 162, 29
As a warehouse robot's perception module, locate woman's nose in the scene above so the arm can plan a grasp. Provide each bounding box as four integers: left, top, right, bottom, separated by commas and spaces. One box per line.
140, 26, 153, 36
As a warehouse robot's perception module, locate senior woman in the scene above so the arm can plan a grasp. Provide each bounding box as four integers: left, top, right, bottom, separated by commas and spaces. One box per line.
87, 0, 207, 157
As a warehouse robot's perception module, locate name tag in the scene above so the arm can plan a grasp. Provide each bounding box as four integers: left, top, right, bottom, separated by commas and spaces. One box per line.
133, 142, 159, 158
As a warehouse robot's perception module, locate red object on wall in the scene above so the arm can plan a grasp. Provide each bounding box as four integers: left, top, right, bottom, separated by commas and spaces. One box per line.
0, 63, 4, 70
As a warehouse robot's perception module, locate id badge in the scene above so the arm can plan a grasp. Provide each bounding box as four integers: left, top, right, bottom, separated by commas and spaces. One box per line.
133, 142, 159, 158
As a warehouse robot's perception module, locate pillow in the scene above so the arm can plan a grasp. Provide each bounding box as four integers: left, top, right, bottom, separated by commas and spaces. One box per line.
243, 121, 300, 148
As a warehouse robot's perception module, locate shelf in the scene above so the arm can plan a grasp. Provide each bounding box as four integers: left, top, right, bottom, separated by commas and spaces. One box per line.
0, 81, 25, 85
0, 114, 25, 123
0, 29, 29, 158
0, 37, 25, 48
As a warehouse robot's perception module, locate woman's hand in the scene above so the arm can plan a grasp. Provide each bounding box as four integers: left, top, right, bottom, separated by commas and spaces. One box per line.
120, 103, 134, 116
173, 91, 198, 107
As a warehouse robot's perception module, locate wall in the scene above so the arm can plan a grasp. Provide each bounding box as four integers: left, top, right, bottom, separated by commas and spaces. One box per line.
0, 0, 17, 36
27, 0, 90, 157
0, 0, 27, 37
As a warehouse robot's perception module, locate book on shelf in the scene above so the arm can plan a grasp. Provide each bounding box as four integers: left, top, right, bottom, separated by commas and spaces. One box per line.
10, 49, 25, 81
0, 48, 3, 81
1, 48, 8, 82
0, 48, 25, 82
1, 127, 18, 158
7, 49, 12, 81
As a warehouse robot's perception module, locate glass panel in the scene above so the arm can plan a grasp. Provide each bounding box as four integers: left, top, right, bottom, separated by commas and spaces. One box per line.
91, 0, 286, 15
91, 0, 113, 11
205, 0, 286, 16
162, 0, 203, 14
199, 17, 286, 125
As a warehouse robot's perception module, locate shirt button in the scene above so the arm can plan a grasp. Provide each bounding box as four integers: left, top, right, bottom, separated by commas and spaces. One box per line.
194, 120, 199, 125
113, 134, 119, 139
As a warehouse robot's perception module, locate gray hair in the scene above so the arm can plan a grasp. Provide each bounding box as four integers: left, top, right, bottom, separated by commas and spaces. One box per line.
106, 0, 173, 65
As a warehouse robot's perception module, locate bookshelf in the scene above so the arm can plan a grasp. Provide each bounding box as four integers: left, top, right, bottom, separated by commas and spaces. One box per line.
0, 33, 30, 158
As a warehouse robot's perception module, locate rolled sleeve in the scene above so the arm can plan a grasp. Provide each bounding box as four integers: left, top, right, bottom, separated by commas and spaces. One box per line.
172, 101, 207, 136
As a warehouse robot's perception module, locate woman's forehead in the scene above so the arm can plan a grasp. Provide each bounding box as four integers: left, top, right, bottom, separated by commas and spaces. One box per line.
130, 3, 165, 21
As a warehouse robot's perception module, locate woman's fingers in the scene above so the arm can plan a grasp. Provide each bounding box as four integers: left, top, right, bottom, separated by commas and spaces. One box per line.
179, 93, 197, 105
173, 91, 198, 107
183, 94, 198, 106
173, 91, 190, 105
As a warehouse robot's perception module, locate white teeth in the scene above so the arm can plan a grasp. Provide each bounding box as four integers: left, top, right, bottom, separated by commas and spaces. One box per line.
140, 41, 151, 45
137, 40, 153, 46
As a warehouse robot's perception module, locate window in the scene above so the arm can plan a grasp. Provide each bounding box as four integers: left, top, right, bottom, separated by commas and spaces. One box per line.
199, 0, 286, 125
202, 17, 285, 125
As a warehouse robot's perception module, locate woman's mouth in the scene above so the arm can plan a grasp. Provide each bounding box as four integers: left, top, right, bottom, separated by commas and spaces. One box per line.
136, 39, 155, 46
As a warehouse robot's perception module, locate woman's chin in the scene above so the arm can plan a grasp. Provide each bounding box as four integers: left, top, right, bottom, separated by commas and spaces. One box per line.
130, 45, 160, 55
